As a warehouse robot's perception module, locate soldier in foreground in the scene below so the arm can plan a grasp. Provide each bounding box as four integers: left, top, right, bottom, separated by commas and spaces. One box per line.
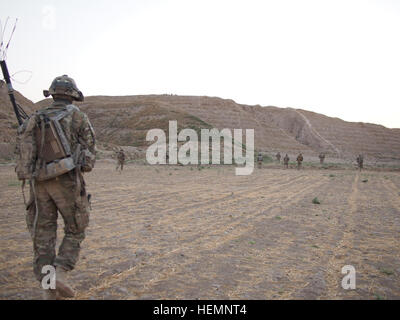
276, 152, 281, 163
319, 153, 325, 164
296, 153, 304, 170
116, 149, 126, 172
15, 75, 96, 299
257, 152, 263, 169
283, 154, 290, 169
356, 154, 364, 171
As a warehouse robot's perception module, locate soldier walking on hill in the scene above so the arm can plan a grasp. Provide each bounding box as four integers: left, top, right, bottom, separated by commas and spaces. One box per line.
296, 153, 304, 170
283, 154, 290, 169
15, 75, 96, 299
276, 152, 281, 163
257, 152, 263, 169
319, 153, 325, 164
116, 149, 126, 173
356, 154, 364, 171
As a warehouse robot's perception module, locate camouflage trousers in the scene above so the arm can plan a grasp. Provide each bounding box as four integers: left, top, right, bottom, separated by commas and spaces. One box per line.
298, 161, 303, 168
25, 172, 90, 281
284, 163, 289, 168
116, 160, 125, 171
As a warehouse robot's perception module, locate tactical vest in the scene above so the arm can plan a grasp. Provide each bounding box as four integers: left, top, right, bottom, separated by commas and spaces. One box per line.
16, 105, 78, 181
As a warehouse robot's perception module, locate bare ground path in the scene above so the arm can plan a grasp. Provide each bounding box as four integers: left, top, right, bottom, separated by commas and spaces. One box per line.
0, 162, 399, 299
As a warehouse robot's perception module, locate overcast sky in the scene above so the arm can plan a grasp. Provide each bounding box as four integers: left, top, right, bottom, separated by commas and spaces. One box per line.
1, 0, 400, 128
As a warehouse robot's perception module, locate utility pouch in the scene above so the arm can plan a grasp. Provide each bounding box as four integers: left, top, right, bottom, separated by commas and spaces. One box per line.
15, 118, 37, 181
36, 156, 76, 181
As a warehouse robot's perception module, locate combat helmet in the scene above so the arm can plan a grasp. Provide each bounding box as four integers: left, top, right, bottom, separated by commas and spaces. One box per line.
43, 75, 84, 101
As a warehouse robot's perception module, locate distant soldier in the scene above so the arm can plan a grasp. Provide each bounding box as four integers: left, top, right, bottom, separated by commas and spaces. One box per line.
296, 153, 304, 170
319, 153, 325, 164
356, 154, 364, 171
257, 152, 263, 169
276, 152, 281, 163
283, 154, 290, 169
116, 149, 126, 172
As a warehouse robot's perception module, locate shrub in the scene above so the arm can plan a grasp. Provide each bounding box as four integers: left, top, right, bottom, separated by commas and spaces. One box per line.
312, 197, 321, 204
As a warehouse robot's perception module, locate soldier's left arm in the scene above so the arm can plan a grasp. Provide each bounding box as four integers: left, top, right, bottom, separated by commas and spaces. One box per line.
75, 111, 96, 172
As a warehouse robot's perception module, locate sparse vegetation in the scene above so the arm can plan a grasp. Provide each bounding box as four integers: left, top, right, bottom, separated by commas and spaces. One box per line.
312, 197, 321, 204
379, 268, 394, 276
7, 181, 20, 187
374, 293, 385, 300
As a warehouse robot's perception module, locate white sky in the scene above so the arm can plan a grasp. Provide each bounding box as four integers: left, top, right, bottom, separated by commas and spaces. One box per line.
1, 0, 400, 128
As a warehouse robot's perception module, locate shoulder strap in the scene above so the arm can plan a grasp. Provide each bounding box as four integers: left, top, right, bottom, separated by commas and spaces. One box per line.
51, 104, 78, 121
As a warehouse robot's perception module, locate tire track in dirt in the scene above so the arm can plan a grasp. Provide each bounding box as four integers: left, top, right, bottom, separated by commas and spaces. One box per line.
225, 173, 353, 300
75, 173, 326, 299
323, 173, 359, 299
164, 174, 332, 299
350, 174, 400, 299
0, 169, 306, 297
87, 172, 308, 232
83, 173, 311, 247
381, 177, 400, 210
79, 172, 313, 267
321, 173, 400, 299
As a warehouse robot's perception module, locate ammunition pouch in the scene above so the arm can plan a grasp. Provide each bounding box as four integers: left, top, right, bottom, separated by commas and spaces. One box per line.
80, 149, 95, 172
35, 156, 76, 181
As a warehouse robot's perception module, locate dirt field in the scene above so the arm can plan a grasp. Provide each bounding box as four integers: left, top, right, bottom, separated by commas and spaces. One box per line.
0, 161, 399, 300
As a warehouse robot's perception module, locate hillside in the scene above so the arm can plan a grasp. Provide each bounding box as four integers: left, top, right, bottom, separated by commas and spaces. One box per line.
67, 95, 400, 163
37, 95, 315, 155
1, 88, 400, 164
0, 80, 35, 159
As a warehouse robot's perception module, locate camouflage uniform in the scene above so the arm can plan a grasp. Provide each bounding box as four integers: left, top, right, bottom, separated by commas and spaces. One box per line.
283, 154, 289, 169
116, 150, 126, 172
319, 153, 325, 164
296, 153, 303, 170
25, 99, 96, 282
276, 152, 281, 163
257, 153, 263, 169
356, 154, 363, 171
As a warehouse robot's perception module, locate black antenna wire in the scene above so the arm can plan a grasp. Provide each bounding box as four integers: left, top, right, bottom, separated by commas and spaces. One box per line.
0, 17, 29, 125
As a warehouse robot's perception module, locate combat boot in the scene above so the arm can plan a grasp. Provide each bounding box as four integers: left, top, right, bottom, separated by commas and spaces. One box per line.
42, 289, 58, 300
55, 266, 76, 298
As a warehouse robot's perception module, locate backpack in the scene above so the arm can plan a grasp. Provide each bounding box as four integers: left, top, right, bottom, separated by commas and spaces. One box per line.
15, 105, 78, 182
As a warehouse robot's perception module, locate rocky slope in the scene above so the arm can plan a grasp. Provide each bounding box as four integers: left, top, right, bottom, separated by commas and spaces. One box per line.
0, 80, 35, 159
2, 89, 400, 164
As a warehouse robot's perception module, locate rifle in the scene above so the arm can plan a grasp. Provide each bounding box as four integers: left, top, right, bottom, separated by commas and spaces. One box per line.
0, 59, 28, 125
